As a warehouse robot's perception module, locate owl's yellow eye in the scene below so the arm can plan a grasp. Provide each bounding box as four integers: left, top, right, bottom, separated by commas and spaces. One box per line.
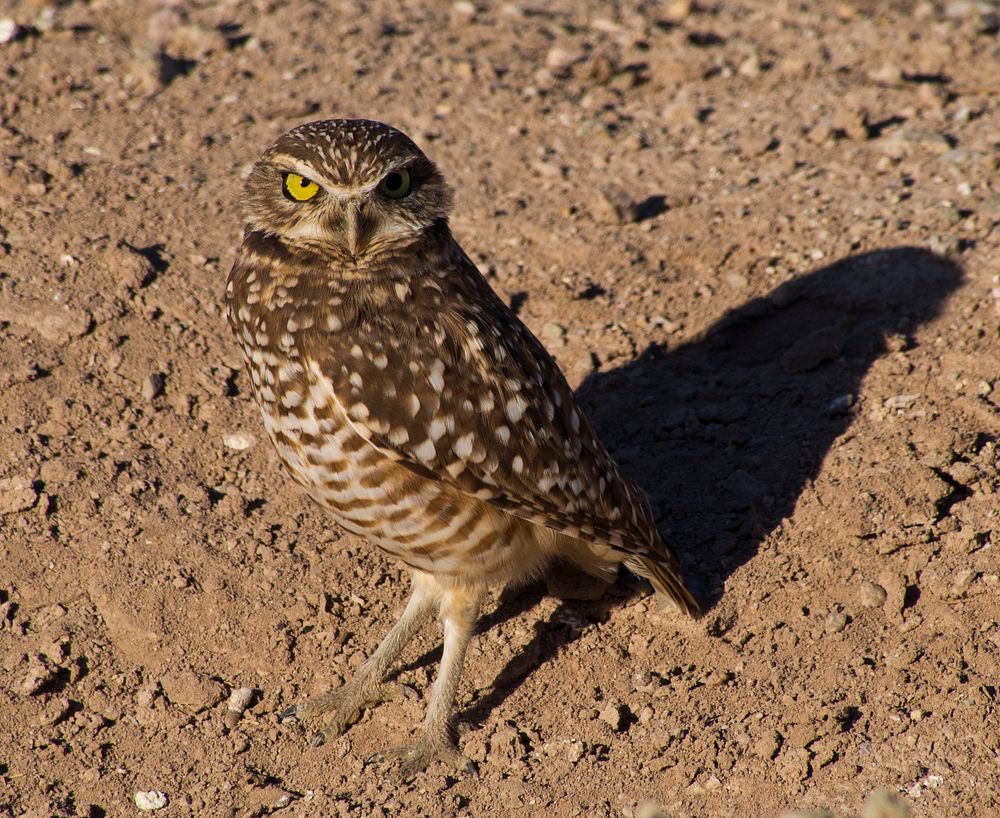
283, 172, 320, 202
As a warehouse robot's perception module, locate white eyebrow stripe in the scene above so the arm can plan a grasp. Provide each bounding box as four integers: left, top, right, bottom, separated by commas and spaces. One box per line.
271, 155, 377, 196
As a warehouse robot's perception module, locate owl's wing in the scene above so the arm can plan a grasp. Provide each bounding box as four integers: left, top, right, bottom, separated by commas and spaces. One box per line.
300, 258, 673, 568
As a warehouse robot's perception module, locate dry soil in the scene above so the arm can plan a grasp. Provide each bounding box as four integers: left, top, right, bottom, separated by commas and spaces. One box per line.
1, 1, 998, 817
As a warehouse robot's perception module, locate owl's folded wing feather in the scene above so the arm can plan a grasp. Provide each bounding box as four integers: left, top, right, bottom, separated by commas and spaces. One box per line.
299, 263, 671, 567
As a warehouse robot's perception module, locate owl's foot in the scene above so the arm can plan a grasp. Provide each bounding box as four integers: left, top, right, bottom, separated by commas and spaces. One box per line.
367, 734, 477, 780
279, 679, 402, 747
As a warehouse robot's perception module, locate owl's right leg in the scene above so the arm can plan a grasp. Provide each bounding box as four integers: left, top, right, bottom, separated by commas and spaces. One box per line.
280, 570, 439, 747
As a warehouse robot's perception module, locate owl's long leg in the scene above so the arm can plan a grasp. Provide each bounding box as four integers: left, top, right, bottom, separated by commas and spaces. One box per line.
283, 570, 439, 745
369, 582, 483, 778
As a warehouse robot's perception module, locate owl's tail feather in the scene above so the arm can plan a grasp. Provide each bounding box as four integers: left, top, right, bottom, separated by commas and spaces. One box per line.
626, 555, 700, 617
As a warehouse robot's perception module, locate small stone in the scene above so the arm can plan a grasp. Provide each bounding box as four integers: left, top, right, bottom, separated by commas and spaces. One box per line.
225, 686, 255, 727
450, 0, 477, 23
777, 747, 812, 782
21, 654, 59, 695
0, 18, 20, 44
869, 62, 904, 84
825, 394, 854, 415
950, 568, 978, 597
545, 46, 577, 72
861, 788, 909, 818
106, 243, 156, 290
824, 611, 848, 634
566, 739, 586, 764
599, 702, 625, 731
879, 571, 907, 623
591, 187, 637, 224
859, 581, 888, 608
782, 327, 844, 372
223, 433, 255, 451
38, 696, 73, 726
894, 129, 953, 154
160, 670, 225, 711
227, 686, 255, 713
884, 394, 919, 411
143, 372, 166, 400
631, 669, 658, 693
661, 0, 693, 22
134, 791, 169, 811
833, 103, 869, 140
0, 476, 38, 515
754, 730, 782, 760
541, 322, 566, 341
738, 53, 761, 77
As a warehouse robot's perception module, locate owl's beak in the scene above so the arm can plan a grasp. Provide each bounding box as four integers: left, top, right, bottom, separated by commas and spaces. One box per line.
343, 200, 370, 258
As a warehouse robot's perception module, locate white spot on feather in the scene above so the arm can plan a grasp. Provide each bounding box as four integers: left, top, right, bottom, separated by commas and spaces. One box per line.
428, 359, 446, 393
413, 438, 436, 462
453, 433, 474, 459
505, 396, 527, 424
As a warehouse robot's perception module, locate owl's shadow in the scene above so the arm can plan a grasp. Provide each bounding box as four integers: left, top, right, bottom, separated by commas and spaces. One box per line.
576, 246, 962, 606
445, 246, 962, 725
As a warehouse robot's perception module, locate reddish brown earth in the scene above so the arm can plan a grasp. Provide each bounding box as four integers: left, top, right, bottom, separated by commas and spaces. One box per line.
1, 1, 998, 817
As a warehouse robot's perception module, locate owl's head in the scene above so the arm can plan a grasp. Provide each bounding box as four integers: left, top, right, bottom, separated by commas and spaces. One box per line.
241, 119, 453, 261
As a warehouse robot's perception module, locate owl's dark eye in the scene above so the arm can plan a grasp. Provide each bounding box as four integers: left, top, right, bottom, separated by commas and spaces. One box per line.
378, 168, 411, 199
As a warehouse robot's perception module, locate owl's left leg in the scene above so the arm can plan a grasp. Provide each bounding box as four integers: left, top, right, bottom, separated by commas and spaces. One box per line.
369, 581, 484, 778
282, 570, 439, 745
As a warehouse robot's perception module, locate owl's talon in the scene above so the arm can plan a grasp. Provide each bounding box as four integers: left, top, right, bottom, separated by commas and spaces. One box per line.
279, 679, 400, 744
367, 737, 477, 779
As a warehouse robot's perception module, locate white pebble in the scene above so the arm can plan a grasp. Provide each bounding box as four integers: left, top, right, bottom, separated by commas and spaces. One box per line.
0, 19, 19, 44
223, 432, 254, 451
134, 791, 169, 811
227, 686, 255, 713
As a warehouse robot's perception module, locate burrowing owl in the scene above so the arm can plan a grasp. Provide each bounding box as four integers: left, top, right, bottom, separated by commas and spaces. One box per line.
225, 118, 698, 777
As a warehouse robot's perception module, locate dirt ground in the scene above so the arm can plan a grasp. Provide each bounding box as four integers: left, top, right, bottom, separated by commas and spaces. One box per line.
1, 1, 998, 816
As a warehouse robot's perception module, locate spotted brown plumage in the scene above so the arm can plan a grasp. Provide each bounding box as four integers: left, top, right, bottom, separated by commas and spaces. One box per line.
225, 118, 698, 777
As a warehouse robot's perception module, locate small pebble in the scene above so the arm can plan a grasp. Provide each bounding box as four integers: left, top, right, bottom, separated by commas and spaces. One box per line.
223, 432, 255, 451
0, 19, 20, 44
879, 571, 908, 622
599, 702, 625, 731
824, 611, 848, 634
143, 372, 166, 400
950, 568, 978, 597
859, 581, 888, 607
21, 654, 58, 695
541, 322, 566, 341
825, 394, 854, 415
134, 791, 169, 811
225, 686, 256, 727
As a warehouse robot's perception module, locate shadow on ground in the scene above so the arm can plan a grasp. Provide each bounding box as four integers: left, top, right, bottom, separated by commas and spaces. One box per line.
451, 246, 963, 724
577, 246, 963, 606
